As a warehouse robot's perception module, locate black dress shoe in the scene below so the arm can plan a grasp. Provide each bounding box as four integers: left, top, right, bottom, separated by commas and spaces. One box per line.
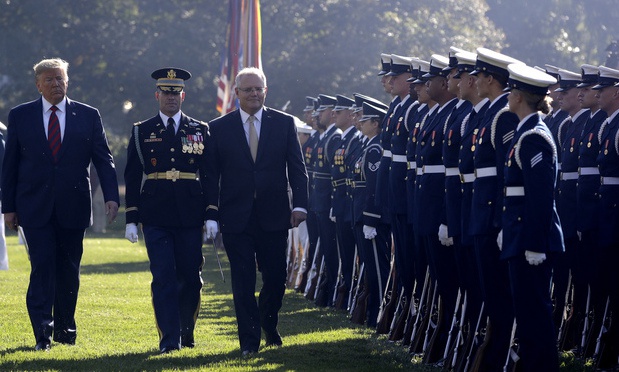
54, 330, 76, 345
34, 341, 51, 351
242, 349, 256, 357
265, 331, 283, 347
160, 346, 179, 354
181, 336, 195, 348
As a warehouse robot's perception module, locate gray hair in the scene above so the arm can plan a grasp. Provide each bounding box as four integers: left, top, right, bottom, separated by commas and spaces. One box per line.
235, 67, 266, 87
33, 58, 69, 81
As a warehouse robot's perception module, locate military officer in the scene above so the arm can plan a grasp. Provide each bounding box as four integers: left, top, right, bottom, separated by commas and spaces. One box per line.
501, 62, 563, 372
124, 67, 208, 353
469, 48, 522, 371
312, 94, 342, 307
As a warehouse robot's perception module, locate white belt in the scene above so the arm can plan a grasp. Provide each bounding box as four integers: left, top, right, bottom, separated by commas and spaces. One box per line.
579, 167, 600, 176
505, 186, 525, 196
445, 167, 460, 177
416, 168, 424, 176
560, 172, 578, 181
408, 161, 417, 170
601, 177, 619, 185
383, 150, 392, 158
392, 154, 407, 163
460, 173, 475, 183
475, 167, 497, 178
423, 165, 446, 174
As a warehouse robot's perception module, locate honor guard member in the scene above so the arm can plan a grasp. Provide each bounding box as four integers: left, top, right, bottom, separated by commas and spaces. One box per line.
590, 66, 619, 369
385, 55, 417, 327
297, 96, 321, 292
351, 102, 390, 327
543, 64, 570, 136
330, 94, 360, 309
575, 65, 608, 357
416, 54, 460, 362
501, 62, 564, 372
353, 93, 389, 147
454, 50, 490, 362
406, 60, 437, 319
124, 67, 208, 353
313, 94, 342, 307
375, 55, 407, 210
468, 48, 522, 371
553, 68, 589, 345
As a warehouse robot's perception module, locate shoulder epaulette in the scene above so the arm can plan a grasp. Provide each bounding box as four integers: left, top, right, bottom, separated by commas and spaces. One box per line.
557, 117, 571, 150
133, 121, 143, 126
515, 127, 557, 169
490, 105, 511, 150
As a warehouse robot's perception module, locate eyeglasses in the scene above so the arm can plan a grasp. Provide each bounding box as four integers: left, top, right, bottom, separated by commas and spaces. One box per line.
238, 87, 266, 94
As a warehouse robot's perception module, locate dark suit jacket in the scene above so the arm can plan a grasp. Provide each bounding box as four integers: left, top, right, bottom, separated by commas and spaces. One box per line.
204, 107, 308, 233
2, 97, 119, 229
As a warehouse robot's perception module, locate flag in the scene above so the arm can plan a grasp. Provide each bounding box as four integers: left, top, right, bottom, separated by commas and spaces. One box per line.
216, 0, 262, 115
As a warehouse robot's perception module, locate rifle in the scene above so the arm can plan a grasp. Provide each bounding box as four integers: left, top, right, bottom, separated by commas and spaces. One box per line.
286, 228, 300, 288
314, 257, 329, 307
347, 246, 359, 311
448, 291, 468, 371
409, 275, 433, 355
503, 318, 520, 372
387, 290, 405, 340
294, 234, 310, 291
557, 272, 573, 350
18, 226, 30, 260
332, 239, 344, 309
350, 266, 369, 325
304, 238, 321, 300
209, 235, 225, 282
422, 293, 443, 364
403, 267, 429, 347
376, 251, 397, 334
440, 289, 463, 368
349, 262, 365, 316
464, 302, 486, 372
580, 285, 593, 358
593, 296, 611, 369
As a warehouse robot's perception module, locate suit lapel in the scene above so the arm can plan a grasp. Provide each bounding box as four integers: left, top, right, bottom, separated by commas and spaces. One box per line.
233, 110, 254, 163
255, 107, 273, 163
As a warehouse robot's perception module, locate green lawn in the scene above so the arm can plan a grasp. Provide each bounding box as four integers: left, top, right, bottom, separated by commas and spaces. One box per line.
0, 228, 591, 371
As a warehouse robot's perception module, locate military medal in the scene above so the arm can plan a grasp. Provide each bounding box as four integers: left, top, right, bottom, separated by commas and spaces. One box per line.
604, 139, 609, 155
508, 148, 515, 167
588, 133, 593, 148
396, 117, 402, 136
570, 138, 575, 153
431, 131, 436, 146
340, 166, 345, 173
478, 127, 486, 145
448, 129, 453, 146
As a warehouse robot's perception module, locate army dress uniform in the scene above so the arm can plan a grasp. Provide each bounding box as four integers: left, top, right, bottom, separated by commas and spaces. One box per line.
124, 68, 208, 352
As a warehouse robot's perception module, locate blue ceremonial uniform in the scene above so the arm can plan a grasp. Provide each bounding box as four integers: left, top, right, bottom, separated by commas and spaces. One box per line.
502, 113, 563, 371
375, 96, 401, 209
470, 93, 518, 371
300, 131, 321, 291
124, 112, 208, 350
351, 135, 390, 326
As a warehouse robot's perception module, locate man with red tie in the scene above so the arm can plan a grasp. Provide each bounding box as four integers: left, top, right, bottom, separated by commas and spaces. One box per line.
204, 67, 308, 356
2, 58, 119, 351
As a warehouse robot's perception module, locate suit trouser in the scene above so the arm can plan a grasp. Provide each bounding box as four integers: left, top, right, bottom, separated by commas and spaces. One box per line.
474, 233, 514, 372
355, 223, 390, 327
509, 255, 559, 372
222, 209, 288, 352
143, 225, 204, 350
23, 220, 85, 344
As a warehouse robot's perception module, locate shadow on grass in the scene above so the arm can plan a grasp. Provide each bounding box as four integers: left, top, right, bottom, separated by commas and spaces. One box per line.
80, 261, 151, 275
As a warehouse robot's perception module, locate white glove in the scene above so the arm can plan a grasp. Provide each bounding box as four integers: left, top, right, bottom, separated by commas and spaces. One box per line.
525, 250, 546, 265
329, 208, 336, 223
577, 231, 582, 241
205, 220, 219, 240
363, 225, 377, 240
438, 224, 453, 246
497, 229, 503, 251
125, 223, 138, 243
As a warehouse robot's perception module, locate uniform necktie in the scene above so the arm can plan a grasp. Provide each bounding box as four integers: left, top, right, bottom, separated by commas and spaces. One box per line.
248, 115, 258, 161
166, 117, 175, 140
48, 105, 61, 162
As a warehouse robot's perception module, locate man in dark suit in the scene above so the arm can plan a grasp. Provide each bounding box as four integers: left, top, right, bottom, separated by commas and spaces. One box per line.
124, 67, 208, 354
204, 67, 308, 356
2, 58, 119, 351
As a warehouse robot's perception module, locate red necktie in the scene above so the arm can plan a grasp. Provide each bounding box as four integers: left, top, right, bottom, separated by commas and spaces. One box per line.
48, 106, 61, 162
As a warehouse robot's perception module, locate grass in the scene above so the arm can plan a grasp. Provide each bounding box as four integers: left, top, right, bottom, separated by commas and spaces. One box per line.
0, 226, 594, 371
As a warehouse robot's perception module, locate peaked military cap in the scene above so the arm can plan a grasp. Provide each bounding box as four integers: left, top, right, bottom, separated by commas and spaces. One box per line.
333, 94, 355, 111
454, 51, 477, 78
593, 66, 619, 89
317, 94, 337, 111
303, 96, 317, 112
151, 67, 191, 92
577, 64, 599, 88
543, 64, 561, 80
359, 102, 387, 122
471, 48, 523, 78
378, 53, 391, 76
352, 93, 388, 113
554, 69, 582, 92
505, 63, 557, 96
410, 59, 431, 84
386, 54, 413, 76
445, 46, 467, 71
423, 54, 450, 78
